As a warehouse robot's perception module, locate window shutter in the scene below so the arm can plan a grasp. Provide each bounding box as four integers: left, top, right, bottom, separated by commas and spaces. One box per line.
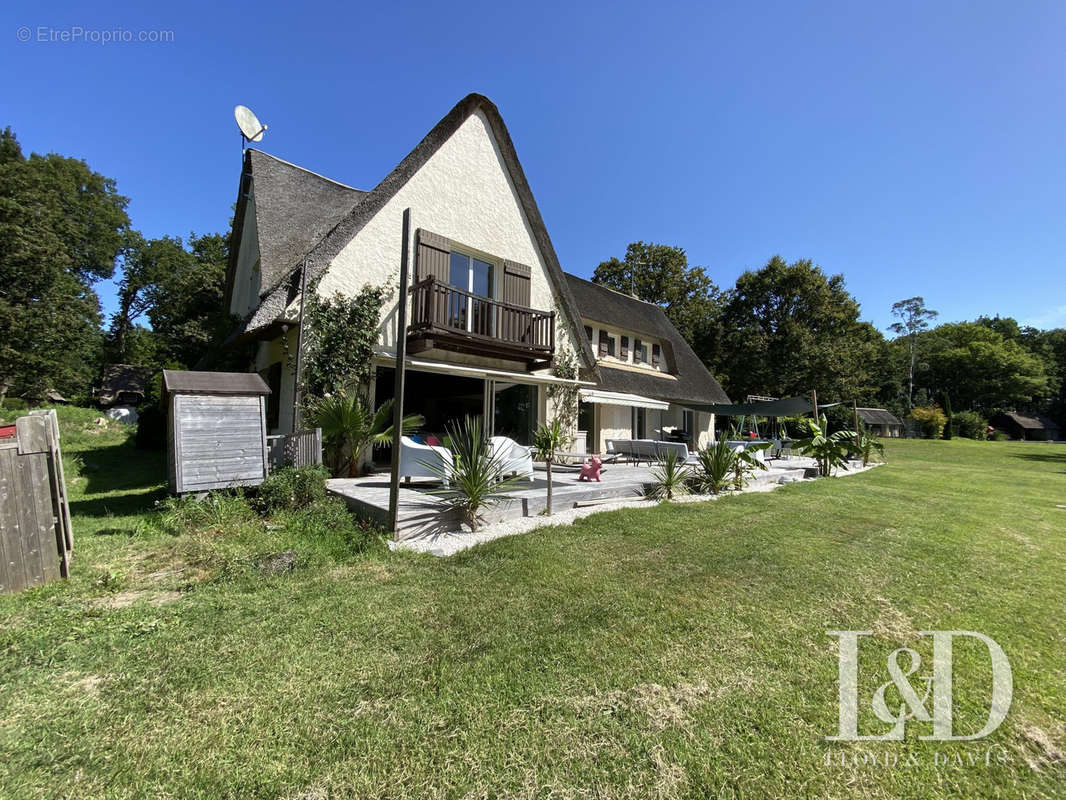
620, 335, 629, 360
598, 330, 608, 357
416, 229, 450, 283
501, 260, 532, 306
652, 343, 661, 366
634, 338, 643, 363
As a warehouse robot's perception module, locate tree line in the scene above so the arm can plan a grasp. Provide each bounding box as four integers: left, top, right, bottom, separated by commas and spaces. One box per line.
594, 243, 1065, 429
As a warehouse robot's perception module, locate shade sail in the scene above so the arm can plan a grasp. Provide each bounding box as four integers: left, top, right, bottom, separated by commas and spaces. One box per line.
578, 389, 670, 411
681, 396, 840, 416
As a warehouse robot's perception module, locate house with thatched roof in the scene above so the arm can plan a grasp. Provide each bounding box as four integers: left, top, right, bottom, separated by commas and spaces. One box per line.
565, 275, 728, 452
95, 365, 154, 409
856, 407, 904, 438
222, 93, 729, 452
989, 411, 1061, 441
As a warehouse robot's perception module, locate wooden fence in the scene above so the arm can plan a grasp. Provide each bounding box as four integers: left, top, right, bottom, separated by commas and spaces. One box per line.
0, 410, 73, 593
266, 428, 323, 471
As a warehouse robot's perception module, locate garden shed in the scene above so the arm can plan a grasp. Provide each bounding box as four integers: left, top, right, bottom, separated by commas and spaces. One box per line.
163, 370, 271, 494
856, 407, 904, 438
989, 411, 1061, 441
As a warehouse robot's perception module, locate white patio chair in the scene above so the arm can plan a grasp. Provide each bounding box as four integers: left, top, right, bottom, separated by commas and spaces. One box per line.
489, 436, 535, 481
399, 436, 452, 486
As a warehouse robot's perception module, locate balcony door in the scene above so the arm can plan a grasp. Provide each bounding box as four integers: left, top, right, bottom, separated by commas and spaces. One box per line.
449, 252, 495, 336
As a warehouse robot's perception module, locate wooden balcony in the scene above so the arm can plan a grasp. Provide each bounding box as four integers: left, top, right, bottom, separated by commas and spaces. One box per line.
407, 276, 555, 368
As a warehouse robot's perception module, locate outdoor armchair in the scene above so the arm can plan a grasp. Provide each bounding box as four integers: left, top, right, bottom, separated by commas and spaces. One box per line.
489, 436, 536, 481
399, 436, 452, 485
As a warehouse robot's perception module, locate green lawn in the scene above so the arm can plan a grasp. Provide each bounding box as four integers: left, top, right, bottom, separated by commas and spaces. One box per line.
1, 410, 1064, 799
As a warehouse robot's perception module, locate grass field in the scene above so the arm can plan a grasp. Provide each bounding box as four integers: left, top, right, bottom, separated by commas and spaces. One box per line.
1, 408, 1064, 799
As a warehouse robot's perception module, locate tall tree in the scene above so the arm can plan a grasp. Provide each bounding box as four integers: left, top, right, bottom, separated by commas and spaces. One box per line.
888, 296, 938, 409
108, 231, 239, 370
0, 127, 129, 400
592, 242, 722, 364
716, 256, 882, 402
915, 322, 1047, 411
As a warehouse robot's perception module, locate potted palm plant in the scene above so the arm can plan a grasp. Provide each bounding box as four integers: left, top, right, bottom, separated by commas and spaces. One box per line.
310, 390, 422, 478
429, 415, 521, 531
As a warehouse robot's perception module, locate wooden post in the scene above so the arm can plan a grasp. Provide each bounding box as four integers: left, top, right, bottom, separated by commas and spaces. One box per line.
811, 389, 818, 423
291, 258, 311, 433
388, 209, 412, 535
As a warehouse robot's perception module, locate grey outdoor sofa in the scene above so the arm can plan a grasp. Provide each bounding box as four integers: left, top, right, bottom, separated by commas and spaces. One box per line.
606, 439, 697, 465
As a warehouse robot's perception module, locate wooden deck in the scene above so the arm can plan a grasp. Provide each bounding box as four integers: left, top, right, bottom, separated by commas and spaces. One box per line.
328, 458, 818, 540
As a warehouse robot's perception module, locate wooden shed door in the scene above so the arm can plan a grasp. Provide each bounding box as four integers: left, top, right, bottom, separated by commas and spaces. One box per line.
176, 395, 266, 492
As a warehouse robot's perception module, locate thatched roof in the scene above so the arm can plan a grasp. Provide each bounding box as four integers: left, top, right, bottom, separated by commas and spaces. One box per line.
96, 364, 154, 407
224, 94, 596, 370
564, 274, 730, 406
856, 408, 903, 426
995, 411, 1060, 431
226, 151, 366, 306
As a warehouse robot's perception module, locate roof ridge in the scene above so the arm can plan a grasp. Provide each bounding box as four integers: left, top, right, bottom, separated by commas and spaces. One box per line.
563, 271, 667, 309
247, 148, 364, 192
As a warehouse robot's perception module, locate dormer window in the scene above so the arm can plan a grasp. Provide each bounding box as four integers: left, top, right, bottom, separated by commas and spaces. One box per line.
598, 330, 616, 358
634, 338, 647, 364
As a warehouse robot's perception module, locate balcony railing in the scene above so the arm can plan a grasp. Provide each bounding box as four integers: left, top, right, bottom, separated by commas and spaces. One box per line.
408, 276, 555, 361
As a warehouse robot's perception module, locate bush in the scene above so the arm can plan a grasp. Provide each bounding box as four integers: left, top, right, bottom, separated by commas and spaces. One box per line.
908, 405, 947, 439
952, 411, 987, 440
141, 481, 381, 580
254, 466, 329, 514
991, 431, 1010, 442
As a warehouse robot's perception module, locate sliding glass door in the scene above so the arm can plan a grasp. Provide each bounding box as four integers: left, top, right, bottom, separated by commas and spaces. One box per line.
491, 381, 537, 446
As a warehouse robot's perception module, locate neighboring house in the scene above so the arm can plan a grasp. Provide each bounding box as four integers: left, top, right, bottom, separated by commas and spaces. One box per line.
95, 365, 154, 409
565, 275, 728, 452
989, 411, 1061, 441
856, 407, 903, 438
223, 93, 728, 450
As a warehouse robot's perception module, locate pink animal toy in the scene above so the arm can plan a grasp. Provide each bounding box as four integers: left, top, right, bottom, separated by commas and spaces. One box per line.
578, 456, 603, 482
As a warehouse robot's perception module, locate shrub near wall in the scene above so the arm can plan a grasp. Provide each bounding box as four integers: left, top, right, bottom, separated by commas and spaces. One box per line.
909, 405, 948, 439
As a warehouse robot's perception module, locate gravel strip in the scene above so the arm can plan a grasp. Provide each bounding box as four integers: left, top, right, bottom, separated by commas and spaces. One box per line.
389, 462, 881, 557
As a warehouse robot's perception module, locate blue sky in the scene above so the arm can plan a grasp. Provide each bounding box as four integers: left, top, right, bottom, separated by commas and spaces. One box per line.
4, 0, 1064, 332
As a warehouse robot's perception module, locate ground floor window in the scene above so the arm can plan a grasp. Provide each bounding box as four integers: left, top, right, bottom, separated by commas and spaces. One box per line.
493, 381, 537, 446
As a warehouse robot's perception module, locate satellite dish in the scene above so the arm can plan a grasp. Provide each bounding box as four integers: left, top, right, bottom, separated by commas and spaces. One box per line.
234, 105, 267, 145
